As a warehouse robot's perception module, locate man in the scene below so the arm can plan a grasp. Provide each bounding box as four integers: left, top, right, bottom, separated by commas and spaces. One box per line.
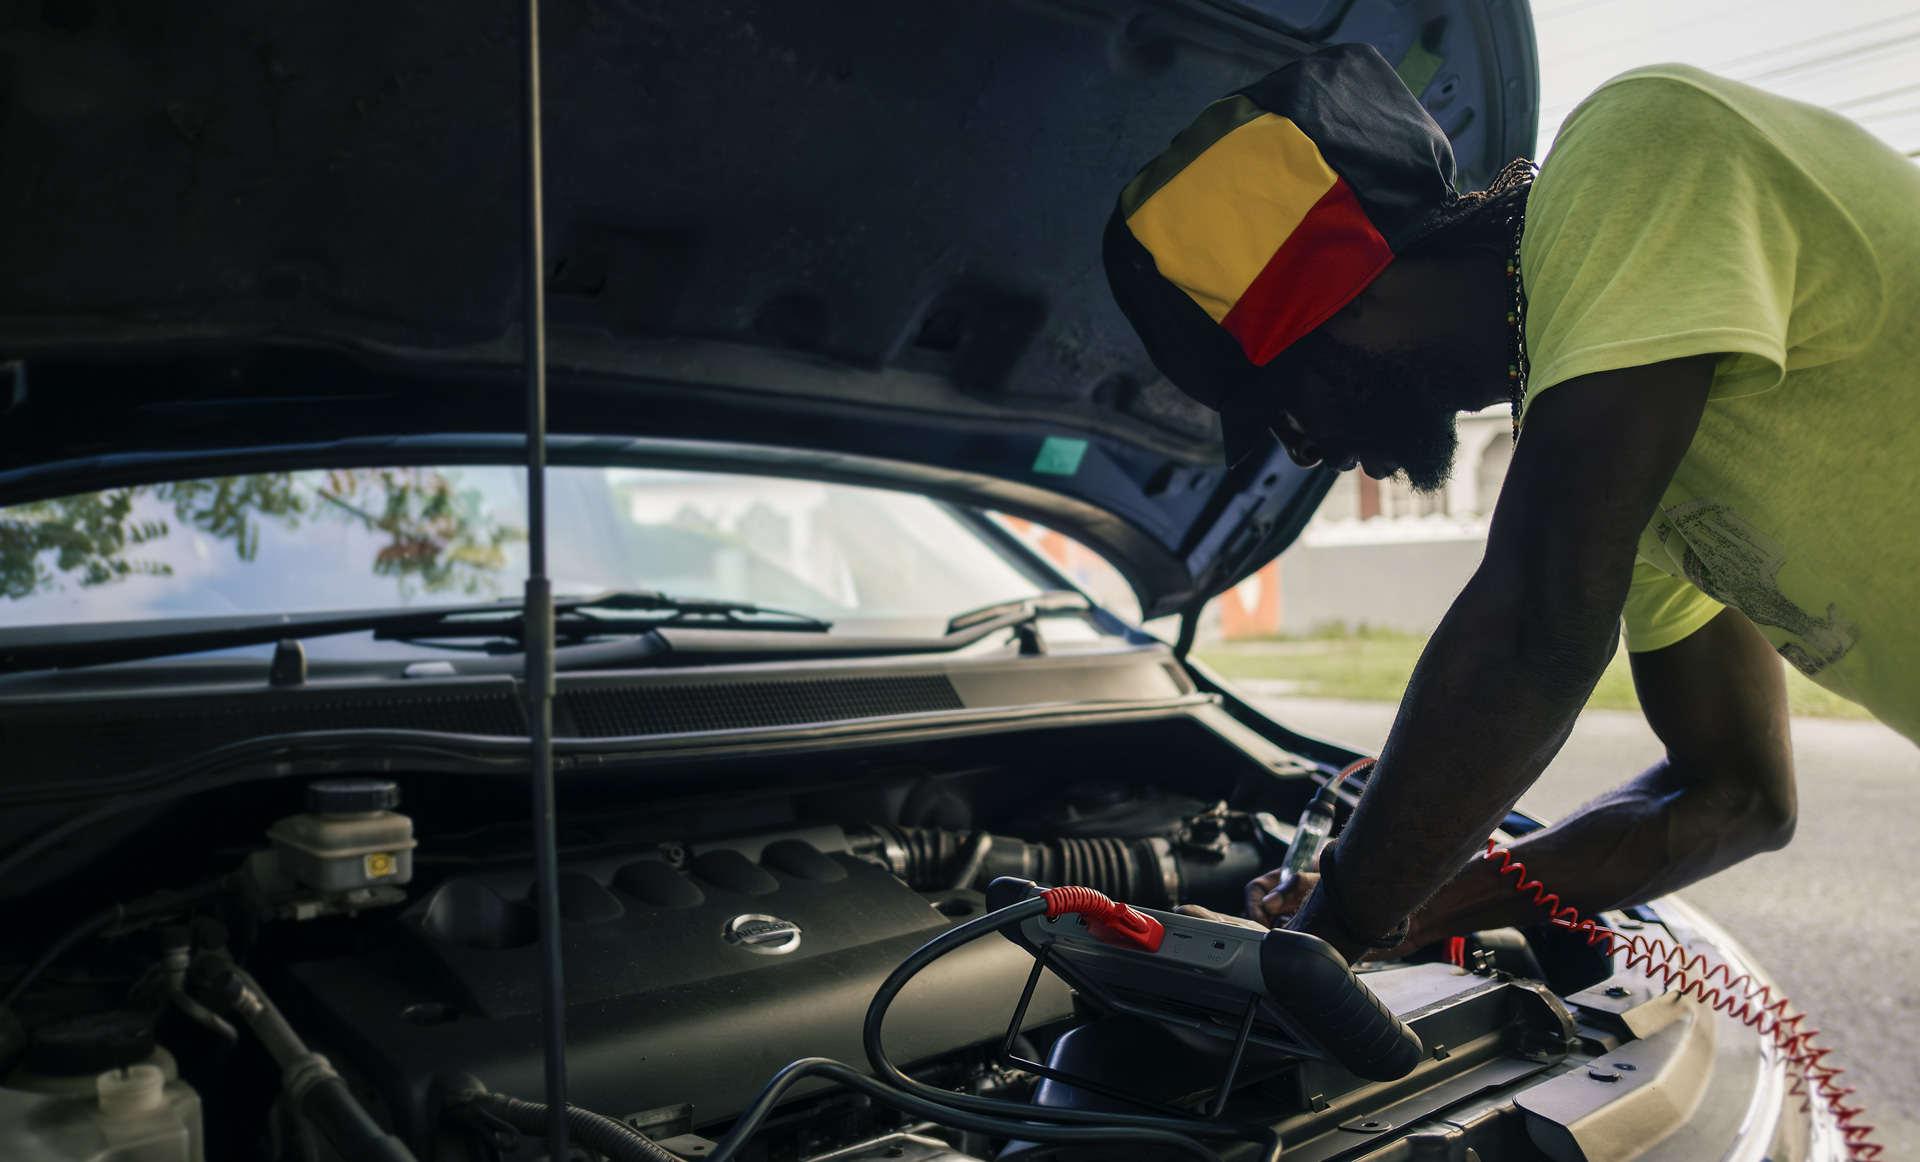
1105, 43, 1920, 962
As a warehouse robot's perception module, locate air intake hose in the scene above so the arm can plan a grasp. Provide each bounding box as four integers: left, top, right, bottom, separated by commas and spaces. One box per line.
847, 824, 1269, 913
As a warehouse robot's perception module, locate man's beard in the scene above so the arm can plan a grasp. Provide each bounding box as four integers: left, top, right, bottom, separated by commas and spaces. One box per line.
1303, 333, 1478, 494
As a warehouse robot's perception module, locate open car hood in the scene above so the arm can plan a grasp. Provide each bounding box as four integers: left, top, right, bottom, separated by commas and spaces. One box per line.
0, 0, 1535, 619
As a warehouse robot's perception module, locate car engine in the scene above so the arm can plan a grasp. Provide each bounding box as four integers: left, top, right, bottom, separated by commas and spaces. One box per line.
288, 797, 1289, 1152
0, 673, 1632, 1162
9, 736, 1410, 1162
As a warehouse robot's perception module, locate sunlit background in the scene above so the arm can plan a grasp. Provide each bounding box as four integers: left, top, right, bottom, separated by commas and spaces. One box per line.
1533, 0, 1920, 160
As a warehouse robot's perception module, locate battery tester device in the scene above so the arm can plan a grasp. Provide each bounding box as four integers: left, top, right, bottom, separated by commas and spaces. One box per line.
985, 876, 1426, 1110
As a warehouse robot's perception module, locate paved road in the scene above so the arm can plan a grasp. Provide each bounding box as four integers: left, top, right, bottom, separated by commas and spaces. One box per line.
1238, 688, 1920, 1159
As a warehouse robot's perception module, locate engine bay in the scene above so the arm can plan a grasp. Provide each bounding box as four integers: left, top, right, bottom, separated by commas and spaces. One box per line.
0, 712, 1625, 1162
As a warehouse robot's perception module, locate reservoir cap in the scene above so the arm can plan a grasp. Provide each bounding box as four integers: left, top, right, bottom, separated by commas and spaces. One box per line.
305, 778, 400, 814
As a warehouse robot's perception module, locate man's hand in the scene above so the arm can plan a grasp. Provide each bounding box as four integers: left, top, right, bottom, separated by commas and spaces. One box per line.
1244, 868, 1318, 927
1243, 868, 1433, 959
1286, 356, 1717, 964
1173, 903, 1270, 933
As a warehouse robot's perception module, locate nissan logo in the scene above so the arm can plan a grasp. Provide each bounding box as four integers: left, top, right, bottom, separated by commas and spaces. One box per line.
724, 913, 803, 955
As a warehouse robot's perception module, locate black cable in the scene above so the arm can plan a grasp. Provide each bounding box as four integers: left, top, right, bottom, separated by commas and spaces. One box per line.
0, 729, 532, 808
463, 1091, 680, 1162
860, 899, 1284, 1162
3, 906, 118, 1008
2, 880, 224, 1008
0, 732, 533, 892
471, 1057, 1227, 1162
714, 1059, 1225, 1162
460, 897, 1274, 1162
474, 1052, 1228, 1160
1, 908, 119, 1010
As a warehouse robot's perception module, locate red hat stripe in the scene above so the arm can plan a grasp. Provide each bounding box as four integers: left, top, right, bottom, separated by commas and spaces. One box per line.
1218, 178, 1392, 366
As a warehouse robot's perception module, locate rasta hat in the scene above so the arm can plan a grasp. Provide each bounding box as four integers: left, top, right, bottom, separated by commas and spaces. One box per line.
1103, 43, 1460, 466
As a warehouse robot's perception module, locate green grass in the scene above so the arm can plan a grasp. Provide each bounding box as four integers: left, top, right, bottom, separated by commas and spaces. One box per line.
1195, 623, 1873, 719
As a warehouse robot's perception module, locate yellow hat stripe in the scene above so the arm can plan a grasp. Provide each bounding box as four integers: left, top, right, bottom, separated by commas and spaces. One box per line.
1123, 113, 1339, 324
1118, 95, 1269, 217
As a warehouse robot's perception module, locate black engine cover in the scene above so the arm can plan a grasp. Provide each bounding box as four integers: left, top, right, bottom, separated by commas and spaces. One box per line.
279, 829, 1073, 1150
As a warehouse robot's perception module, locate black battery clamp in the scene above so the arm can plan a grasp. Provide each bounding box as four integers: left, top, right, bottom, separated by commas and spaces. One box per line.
986, 876, 1424, 1090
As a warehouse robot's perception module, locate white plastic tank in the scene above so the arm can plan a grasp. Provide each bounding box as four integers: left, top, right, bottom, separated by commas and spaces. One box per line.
0, 1048, 202, 1162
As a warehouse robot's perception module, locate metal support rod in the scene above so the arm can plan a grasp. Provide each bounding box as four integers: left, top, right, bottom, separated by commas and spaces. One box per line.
520, 1, 567, 1160
1172, 599, 1200, 660
1206, 996, 1261, 1119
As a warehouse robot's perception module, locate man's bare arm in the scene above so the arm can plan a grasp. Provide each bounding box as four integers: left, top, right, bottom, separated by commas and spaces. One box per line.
1286, 355, 1717, 961
1362, 607, 1795, 944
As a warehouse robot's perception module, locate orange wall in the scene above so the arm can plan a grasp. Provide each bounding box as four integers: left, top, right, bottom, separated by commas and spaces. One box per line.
1219, 560, 1281, 639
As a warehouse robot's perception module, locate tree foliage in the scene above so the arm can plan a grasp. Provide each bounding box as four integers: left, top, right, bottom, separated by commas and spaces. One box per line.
0, 468, 521, 602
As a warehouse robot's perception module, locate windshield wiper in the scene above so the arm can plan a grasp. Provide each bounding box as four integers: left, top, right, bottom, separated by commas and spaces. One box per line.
944, 590, 1089, 635
629, 590, 1093, 664
378, 590, 831, 642
0, 590, 829, 675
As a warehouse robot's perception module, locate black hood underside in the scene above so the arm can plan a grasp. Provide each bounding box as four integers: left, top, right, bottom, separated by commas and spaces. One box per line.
0, 0, 1536, 617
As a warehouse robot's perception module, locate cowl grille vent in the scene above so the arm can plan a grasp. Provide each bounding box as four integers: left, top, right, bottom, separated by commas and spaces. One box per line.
0, 691, 526, 780
562, 674, 964, 738
0, 673, 969, 782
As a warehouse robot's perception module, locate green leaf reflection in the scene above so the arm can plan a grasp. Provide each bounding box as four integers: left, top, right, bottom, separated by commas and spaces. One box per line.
0, 468, 522, 601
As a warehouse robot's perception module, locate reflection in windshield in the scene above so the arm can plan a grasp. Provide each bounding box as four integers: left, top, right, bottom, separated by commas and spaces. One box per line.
0, 467, 1045, 635
0, 469, 518, 605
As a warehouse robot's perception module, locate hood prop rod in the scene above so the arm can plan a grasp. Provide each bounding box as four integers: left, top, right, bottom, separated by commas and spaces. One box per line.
520, 2, 569, 1160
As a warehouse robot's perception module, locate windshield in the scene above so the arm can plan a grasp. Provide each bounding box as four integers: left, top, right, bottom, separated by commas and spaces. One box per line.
0, 467, 1048, 635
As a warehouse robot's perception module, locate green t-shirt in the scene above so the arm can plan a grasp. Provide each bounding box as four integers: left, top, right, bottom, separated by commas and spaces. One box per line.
1519, 64, 1920, 741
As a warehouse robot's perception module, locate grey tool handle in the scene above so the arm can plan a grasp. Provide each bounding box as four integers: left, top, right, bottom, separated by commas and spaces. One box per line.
1259, 930, 1423, 1081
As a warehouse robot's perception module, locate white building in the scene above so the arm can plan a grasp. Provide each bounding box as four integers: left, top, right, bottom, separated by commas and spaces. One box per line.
1271, 406, 1513, 636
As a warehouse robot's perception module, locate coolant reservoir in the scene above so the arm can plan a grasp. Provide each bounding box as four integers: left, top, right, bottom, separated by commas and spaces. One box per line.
0, 1052, 202, 1162
267, 778, 417, 898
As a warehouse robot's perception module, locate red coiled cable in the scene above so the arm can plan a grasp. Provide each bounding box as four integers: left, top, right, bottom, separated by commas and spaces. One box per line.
1480, 838, 1880, 1160
1329, 757, 1375, 793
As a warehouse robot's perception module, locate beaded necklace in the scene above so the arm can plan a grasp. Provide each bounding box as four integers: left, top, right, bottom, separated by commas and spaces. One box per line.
1507, 212, 1529, 444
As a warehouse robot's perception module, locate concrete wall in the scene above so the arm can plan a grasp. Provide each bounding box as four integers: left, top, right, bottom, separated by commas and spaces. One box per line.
1277, 537, 1488, 636
1264, 408, 1510, 637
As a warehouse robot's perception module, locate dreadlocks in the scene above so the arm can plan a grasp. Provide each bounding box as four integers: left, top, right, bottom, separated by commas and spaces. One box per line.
1400, 158, 1538, 260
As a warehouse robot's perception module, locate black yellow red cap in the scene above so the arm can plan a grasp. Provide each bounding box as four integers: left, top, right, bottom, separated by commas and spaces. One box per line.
1104, 43, 1458, 465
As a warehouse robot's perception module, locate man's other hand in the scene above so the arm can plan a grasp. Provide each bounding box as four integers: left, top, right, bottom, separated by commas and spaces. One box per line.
1173, 904, 1270, 933
1244, 868, 1320, 927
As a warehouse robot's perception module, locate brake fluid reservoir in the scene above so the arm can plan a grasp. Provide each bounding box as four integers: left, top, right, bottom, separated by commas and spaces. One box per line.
267, 778, 416, 898
0, 1055, 202, 1162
